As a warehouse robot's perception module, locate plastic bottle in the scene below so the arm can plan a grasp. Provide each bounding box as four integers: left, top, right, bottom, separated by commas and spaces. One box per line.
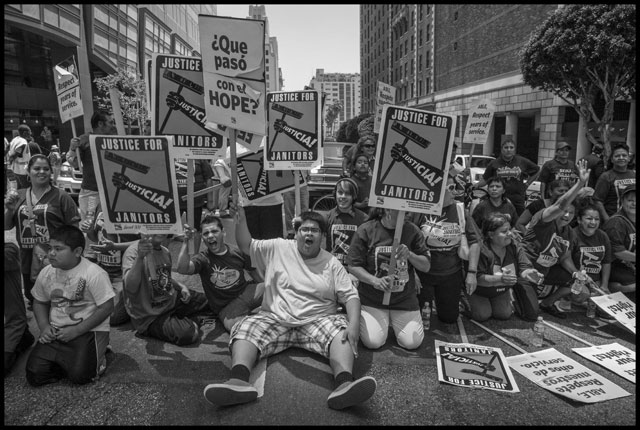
421, 302, 431, 330
86, 195, 98, 225
532, 316, 545, 347
586, 292, 597, 318
7, 177, 19, 197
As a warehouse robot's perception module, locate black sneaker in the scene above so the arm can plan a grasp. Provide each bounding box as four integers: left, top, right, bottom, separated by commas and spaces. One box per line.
539, 302, 567, 319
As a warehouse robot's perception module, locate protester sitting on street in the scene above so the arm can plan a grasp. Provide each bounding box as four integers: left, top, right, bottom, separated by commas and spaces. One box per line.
4, 154, 80, 308
349, 152, 372, 213
324, 178, 368, 269
176, 214, 264, 332
80, 203, 138, 326
122, 233, 211, 346
602, 184, 635, 300
471, 176, 519, 233
473, 138, 540, 216
419, 174, 481, 324
7, 124, 33, 189
203, 206, 376, 410
593, 143, 636, 223
468, 213, 543, 322
569, 200, 612, 306
347, 208, 431, 350
538, 141, 580, 199
25, 226, 115, 386
521, 159, 591, 319
5, 242, 35, 377
516, 179, 570, 233
342, 134, 376, 178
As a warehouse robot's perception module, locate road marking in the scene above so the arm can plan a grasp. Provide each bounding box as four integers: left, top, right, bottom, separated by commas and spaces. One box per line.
457, 315, 468, 343
542, 320, 594, 346
469, 319, 527, 354
250, 358, 267, 397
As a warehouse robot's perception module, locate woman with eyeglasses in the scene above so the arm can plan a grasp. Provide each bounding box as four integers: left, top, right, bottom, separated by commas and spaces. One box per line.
4, 154, 80, 307
468, 213, 543, 322
346, 208, 431, 350
521, 159, 591, 320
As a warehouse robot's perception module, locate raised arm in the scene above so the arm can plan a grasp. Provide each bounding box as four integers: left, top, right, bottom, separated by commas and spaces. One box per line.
541, 159, 590, 223
231, 201, 252, 256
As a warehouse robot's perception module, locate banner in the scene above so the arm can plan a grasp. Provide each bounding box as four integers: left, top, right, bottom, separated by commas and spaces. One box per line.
199, 15, 267, 137
591, 292, 636, 334
265, 90, 322, 170
374, 81, 396, 134
572, 343, 635, 384
369, 106, 455, 215
236, 148, 304, 203
53, 55, 83, 123
152, 54, 226, 160
507, 348, 631, 403
435, 341, 519, 393
462, 99, 496, 145
90, 135, 182, 235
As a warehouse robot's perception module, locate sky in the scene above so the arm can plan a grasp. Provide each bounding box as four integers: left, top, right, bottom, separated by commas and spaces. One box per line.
216, 4, 360, 91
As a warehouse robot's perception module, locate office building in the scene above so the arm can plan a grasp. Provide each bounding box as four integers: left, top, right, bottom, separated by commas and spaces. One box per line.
309, 69, 361, 137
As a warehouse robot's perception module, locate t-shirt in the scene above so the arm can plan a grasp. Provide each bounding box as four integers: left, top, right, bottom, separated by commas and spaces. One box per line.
538, 158, 579, 192
77, 133, 99, 191
175, 158, 214, 209
475, 242, 533, 298
32, 257, 115, 332
191, 244, 253, 314
10, 187, 80, 274
602, 211, 636, 273
593, 169, 636, 216
522, 210, 575, 276
351, 174, 372, 208
122, 243, 178, 332
570, 227, 612, 283
8, 136, 30, 176
92, 211, 138, 280
420, 203, 479, 276
471, 198, 518, 231
347, 219, 430, 310
482, 155, 539, 209
525, 198, 546, 217
250, 238, 358, 327
325, 207, 368, 266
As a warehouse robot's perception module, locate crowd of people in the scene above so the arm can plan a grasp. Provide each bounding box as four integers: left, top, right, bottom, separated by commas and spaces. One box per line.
3, 122, 636, 411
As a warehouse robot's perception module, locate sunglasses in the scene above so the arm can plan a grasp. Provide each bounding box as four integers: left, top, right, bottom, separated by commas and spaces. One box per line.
364, 144, 375, 148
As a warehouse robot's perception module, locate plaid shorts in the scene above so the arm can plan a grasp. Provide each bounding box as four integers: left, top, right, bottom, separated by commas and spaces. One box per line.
229, 312, 349, 359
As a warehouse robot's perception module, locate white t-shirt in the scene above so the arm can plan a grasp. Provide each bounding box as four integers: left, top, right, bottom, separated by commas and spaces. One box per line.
250, 238, 359, 326
9, 136, 30, 175
32, 257, 115, 332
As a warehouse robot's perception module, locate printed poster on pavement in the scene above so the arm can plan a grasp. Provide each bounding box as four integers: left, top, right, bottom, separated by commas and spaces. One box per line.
572, 343, 636, 384
53, 55, 83, 123
152, 54, 226, 160
265, 90, 322, 170
435, 341, 520, 393
90, 135, 182, 235
199, 15, 267, 137
236, 148, 305, 203
507, 348, 631, 403
369, 106, 455, 215
591, 292, 636, 334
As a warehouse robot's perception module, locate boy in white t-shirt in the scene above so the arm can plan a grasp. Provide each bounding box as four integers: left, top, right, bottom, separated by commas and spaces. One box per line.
25, 225, 115, 386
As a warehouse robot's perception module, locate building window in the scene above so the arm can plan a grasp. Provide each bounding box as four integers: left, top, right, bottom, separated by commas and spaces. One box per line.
426, 51, 430, 68
453, 42, 458, 51
454, 11, 458, 21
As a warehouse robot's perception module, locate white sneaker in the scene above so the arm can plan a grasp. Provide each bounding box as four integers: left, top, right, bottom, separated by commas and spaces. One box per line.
203, 378, 258, 406
327, 376, 377, 410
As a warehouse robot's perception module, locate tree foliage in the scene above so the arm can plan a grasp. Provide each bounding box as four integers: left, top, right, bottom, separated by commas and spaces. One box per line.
519, 4, 636, 163
93, 67, 150, 135
325, 100, 343, 136
337, 113, 374, 143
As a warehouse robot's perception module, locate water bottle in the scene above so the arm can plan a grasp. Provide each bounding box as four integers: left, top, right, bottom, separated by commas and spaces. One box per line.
532, 316, 545, 347
586, 292, 597, 318
571, 270, 587, 295
7, 177, 19, 198
421, 303, 431, 330
395, 256, 409, 287
86, 195, 98, 226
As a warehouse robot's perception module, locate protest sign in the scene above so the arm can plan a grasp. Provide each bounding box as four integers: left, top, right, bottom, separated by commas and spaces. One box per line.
265, 90, 322, 170
572, 343, 635, 384
236, 148, 304, 203
591, 292, 636, 334
369, 105, 455, 215
90, 135, 181, 235
374, 81, 396, 134
507, 348, 631, 403
462, 99, 496, 145
199, 15, 267, 137
152, 54, 226, 160
53, 55, 83, 123
435, 341, 520, 393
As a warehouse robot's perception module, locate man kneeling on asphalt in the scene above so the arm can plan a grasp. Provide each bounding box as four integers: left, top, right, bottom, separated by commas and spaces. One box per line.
203, 204, 377, 410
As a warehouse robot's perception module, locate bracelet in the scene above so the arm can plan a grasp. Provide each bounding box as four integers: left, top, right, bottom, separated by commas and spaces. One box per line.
467, 270, 477, 274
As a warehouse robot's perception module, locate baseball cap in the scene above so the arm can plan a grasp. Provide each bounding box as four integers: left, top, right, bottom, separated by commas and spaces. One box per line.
621, 184, 635, 198
18, 124, 31, 133
556, 141, 571, 150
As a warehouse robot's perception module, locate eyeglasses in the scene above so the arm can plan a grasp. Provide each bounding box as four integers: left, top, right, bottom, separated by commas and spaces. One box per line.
299, 227, 321, 234
364, 144, 375, 148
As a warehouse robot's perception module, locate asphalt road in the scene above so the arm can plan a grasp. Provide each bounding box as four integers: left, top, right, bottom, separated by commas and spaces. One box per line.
4, 230, 636, 426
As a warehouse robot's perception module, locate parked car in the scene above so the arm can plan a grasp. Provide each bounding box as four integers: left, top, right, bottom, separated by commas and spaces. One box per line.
526, 180, 541, 204
308, 141, 353, 211
453, 155, 495, 185
54, 160, 82, 200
